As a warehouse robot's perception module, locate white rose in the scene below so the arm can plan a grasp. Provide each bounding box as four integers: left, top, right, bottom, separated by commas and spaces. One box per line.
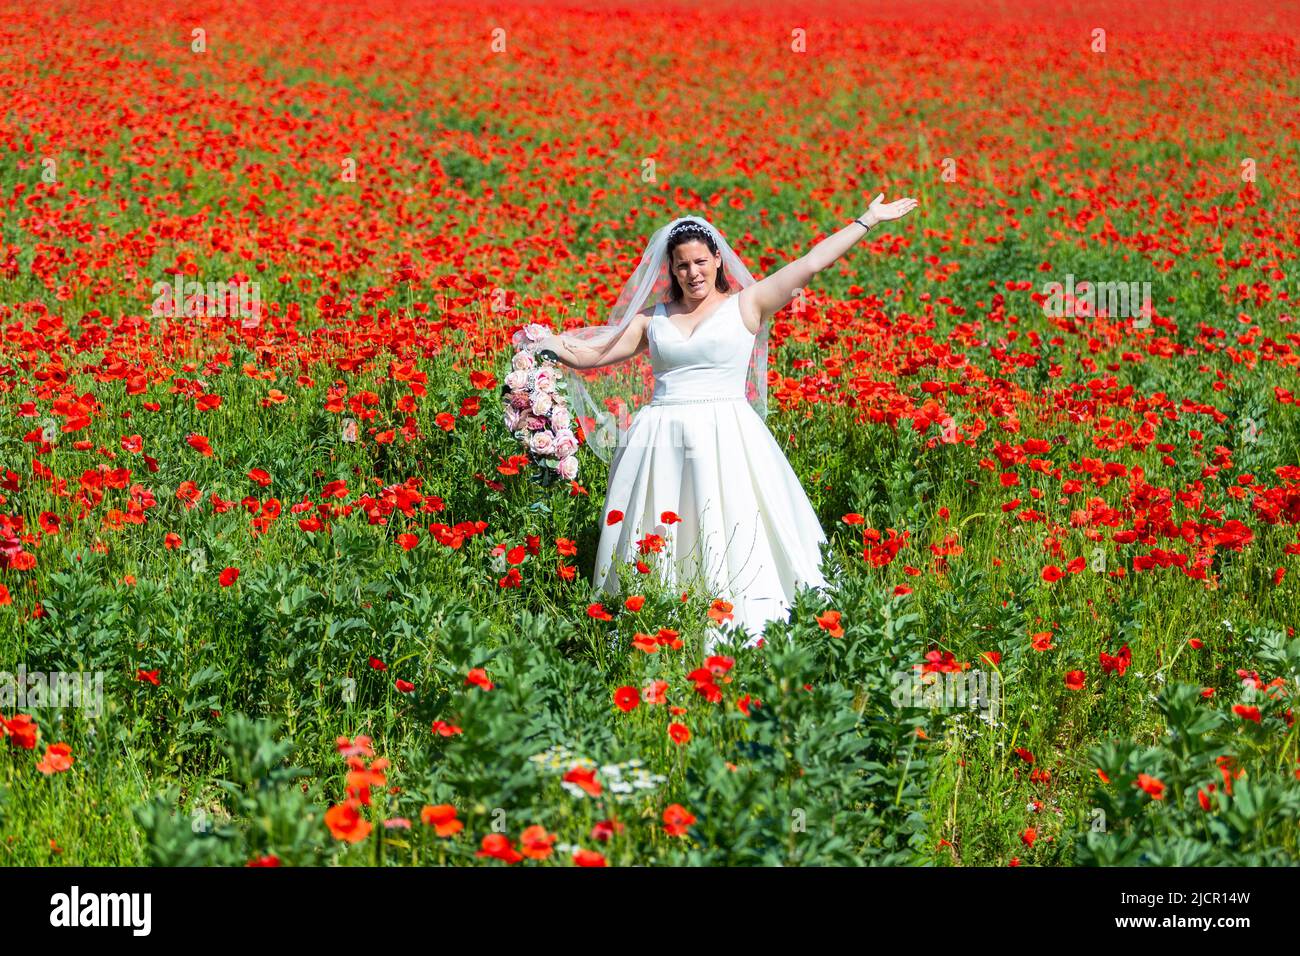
531, 391, 553, 416
550, 404, 571, 430
529, 430, 556, 456
504, 369, 529, 390
512, 350, 536, 371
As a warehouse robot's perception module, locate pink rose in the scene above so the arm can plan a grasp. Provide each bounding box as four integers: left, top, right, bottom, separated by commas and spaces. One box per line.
520, 323, 551, 344
553, 430, 578, 458
529, 430, 556, 456
556, 454, 579, 480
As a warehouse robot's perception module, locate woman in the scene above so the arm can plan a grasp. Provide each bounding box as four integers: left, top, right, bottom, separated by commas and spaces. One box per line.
536, 194, 918, 651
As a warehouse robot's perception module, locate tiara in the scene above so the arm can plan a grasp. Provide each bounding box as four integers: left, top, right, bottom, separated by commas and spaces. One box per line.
668, 221, 717, 244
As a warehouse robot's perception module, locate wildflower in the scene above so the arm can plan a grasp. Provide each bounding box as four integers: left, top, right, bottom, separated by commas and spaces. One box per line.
642, 680, 668, 705
563, 766, 602, 797
631, 632, 659, 654
476, 834, 523, 863
591, 819, 624, 843
325, 801, 371, 843
816, 609, 844, 637
663, 803, 695, 837
1134, 773, 1165, 800
420, 804, 463, 837
36, 742, 74, 775
1099, 644, 1132, 676
519, 825, 557, 860
336, 735, 373, 757
613, 686, 640, 712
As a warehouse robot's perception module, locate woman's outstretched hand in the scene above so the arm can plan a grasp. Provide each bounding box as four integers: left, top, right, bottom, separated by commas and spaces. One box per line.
861, 193, 919, 227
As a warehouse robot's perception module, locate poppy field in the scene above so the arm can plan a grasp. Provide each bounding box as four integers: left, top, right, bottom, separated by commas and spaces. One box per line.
1, 0, 1299, 867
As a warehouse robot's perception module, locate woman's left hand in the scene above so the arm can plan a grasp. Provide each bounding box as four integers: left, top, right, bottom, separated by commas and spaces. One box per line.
861, 193, 919, 226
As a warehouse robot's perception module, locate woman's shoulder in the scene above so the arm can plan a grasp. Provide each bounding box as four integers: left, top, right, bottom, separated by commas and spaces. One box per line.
634, 302, 662, 323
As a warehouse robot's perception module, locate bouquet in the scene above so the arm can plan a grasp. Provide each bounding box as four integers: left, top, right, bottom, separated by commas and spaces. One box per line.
502, 323, 582, 485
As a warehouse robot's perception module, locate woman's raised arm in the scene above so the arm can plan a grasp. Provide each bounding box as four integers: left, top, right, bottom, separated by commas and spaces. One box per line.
742, 193, 919, 322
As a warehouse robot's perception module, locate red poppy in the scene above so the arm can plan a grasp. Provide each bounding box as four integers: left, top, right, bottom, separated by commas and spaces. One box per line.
476, 834, 523, 863
631, 632, 659, 654
816, 609, 844, 637
563, 766, 602, 797
1232, 704, 1262, 723
708, 599, 734, 625
36, 742, 74, 775
663, 803, 696, 837
420, 804, 463, 837
1135, 773, 1165, 800
591, 819, 625, 842
519, 825, 556, 860
325, 801, 371, 843
613, 686, 640, 712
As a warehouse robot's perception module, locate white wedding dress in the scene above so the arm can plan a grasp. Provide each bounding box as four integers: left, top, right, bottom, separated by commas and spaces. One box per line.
591, 293, 831, 651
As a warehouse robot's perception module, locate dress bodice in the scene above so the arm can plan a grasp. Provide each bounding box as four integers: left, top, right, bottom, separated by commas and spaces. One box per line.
647, 294, 756, 403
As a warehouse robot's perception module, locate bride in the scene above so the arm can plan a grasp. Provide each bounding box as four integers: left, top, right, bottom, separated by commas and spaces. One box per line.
536, 194, 919, 652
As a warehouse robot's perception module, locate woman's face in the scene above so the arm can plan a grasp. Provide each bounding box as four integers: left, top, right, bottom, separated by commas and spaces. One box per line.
671, 240, 721, 301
